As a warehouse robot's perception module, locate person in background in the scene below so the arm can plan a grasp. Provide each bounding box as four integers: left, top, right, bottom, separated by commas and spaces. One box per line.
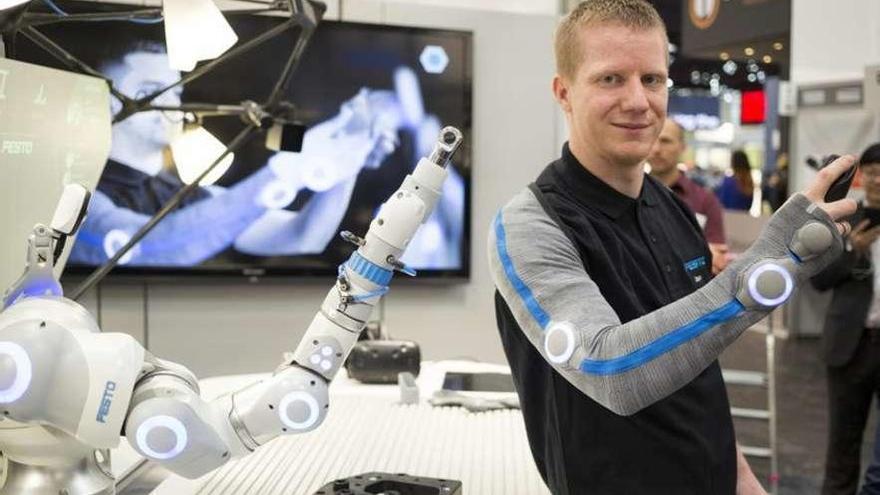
763, 152, 789, 212
717, 150, 755, 211
649, 118, 729, 274
813, 143, 880, 495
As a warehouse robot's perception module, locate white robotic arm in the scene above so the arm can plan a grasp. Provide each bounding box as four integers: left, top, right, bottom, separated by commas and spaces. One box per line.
121, 127, 463, 479
0, 128, 462, 492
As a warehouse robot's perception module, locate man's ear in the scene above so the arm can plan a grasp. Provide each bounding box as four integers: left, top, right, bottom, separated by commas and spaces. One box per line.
552, 74, 572, 114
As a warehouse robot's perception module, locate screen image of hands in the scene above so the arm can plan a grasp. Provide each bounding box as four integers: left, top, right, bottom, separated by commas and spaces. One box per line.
235, 65, 465, 267
68, 60, 463, 270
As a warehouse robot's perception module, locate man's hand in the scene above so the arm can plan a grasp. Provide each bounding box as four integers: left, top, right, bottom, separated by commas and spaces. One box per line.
269, 88, 403, 193
736, 445, 768, 495
709, 242, 729, 274
802, 154, 859, 233
849, 219, 880, 255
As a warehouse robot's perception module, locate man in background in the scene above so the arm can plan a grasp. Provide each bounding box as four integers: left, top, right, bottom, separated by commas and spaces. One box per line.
813, 143, 880, 495
649, 118, 729, 274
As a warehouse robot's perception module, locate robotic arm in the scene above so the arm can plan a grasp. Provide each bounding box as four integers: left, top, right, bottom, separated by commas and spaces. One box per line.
124, 127, 463, 478
0, 127, 463, 489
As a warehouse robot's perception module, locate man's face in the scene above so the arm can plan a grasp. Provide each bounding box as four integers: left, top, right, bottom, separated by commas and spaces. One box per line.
863, 163, 880, 205
107, 52, 183, 151
648, 119, 684, 175
555, 23, 668, 168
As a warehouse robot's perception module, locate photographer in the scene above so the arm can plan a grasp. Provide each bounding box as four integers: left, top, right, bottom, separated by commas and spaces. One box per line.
812, 143, 880, 495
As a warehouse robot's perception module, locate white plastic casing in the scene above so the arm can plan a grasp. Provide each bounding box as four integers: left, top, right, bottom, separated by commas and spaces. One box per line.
75, 331, 144, 447
0, 297, 144, 449
50, 184, 90, 235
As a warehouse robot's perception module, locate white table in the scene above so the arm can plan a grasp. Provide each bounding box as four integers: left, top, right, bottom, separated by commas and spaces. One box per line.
113, 361, 549, 495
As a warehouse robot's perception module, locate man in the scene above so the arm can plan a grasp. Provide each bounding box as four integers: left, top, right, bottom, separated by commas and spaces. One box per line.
70, 39, 400, 266
488, 1, 856, 493
813, 143, 880, 495
649, 118, 729, 274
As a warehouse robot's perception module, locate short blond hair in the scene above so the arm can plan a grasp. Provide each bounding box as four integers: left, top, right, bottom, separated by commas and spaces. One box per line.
555, 0, 668, 81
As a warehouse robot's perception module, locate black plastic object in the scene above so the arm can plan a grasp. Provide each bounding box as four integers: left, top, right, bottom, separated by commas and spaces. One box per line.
267, 120, 307, 152
313, 472, 463, 495
864, 208, 880, 229
823, 154, 857, 203
441, 371, 516, 393
345, 340, 420, 384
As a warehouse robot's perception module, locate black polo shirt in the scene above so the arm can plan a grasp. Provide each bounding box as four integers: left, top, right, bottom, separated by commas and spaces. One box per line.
98, 159, 211, 216
495, 144, 736, 494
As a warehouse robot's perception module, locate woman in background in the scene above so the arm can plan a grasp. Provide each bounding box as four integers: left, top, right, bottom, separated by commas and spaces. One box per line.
717, 150, 755, 211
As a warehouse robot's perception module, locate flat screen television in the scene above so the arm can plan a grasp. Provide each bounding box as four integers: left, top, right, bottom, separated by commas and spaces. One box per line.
14, 3, 472, 280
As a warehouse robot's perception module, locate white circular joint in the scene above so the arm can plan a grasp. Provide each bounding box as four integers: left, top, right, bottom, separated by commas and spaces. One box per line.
320, 360, 333, 371
747, 263, 794, 307
103, 229, 136, 265
320, 346, 333, 357
309, 354, 322, 366
544, 321, 576, 365
278, 391, 320, 431
258, 180, 297, 210
135, 415, 188, 460
0, 342, 32, 403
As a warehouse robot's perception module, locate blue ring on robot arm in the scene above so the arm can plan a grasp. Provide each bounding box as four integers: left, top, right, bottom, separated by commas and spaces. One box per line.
345, 251, 394, 287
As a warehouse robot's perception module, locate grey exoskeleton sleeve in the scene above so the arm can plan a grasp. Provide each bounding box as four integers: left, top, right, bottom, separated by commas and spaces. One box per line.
488, 189, 842, 416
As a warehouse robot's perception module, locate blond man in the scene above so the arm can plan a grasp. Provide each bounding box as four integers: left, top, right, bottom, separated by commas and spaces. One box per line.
489, 1, 855, 493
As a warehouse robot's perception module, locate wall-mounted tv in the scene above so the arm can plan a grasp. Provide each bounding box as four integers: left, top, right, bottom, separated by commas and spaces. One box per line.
14, 3, 472, 280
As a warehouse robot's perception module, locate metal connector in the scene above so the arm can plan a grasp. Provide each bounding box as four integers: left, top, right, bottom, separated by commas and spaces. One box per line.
428, 126, 463, 169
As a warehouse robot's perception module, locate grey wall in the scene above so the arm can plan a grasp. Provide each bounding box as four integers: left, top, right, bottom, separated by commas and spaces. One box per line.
67, 3, 561, 378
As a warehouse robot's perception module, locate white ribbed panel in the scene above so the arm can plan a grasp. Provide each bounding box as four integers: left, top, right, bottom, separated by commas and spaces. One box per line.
155, 395, 549, 495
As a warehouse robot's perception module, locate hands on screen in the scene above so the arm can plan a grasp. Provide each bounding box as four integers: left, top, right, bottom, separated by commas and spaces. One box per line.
237, 66, 459, 259
268, 88, 404, 193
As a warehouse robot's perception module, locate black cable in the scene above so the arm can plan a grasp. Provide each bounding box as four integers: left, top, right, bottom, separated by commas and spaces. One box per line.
41, 0, 163, 24
128, 18, 297, 122
52, 235, 66, 265
265, 21, 315, 108
21, 26, 131, 104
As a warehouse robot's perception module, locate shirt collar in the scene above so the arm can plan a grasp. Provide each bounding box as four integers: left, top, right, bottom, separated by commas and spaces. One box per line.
100, 159, 151, 186
557, 143, 659, 219
669, 171, 691, 194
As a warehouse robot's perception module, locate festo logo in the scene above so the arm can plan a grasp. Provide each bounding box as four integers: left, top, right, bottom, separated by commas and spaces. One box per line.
96, 381, 117, 423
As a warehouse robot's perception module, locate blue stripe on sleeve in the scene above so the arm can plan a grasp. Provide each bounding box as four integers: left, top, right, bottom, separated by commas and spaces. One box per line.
494, 212, 551, 329
494, 207, 745, 376
579, 300, 745, 375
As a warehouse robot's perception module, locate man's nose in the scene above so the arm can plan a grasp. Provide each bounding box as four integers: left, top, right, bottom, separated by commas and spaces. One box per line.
620, 79, 650, 113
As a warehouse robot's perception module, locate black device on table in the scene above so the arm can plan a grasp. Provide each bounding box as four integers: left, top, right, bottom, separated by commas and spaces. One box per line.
345, 340, 421, 384
441, 371, 516, 393
314, 472, 463, 495
823, 154, 858, 203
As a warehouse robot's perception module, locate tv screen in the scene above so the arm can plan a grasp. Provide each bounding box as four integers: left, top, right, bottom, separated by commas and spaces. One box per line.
14, 4, 472, 280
